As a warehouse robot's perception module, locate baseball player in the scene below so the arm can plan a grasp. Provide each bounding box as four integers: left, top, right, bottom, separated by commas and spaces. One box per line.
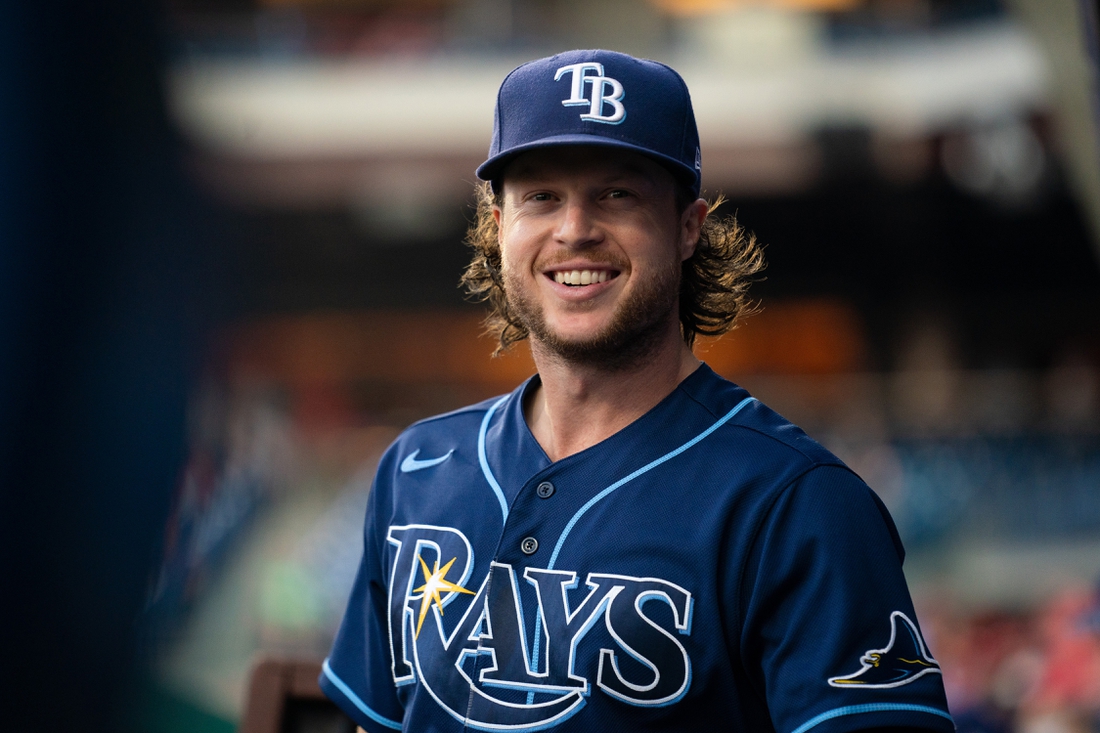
320, 49, 954, 733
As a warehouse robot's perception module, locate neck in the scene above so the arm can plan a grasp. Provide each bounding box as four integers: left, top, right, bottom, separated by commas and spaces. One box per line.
524, 325, 700, 462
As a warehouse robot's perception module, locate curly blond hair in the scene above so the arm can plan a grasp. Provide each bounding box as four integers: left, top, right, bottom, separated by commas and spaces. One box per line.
460, 181, 765, 354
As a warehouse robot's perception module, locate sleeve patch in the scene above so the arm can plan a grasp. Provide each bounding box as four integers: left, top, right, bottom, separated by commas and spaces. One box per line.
827, 611, 941, 689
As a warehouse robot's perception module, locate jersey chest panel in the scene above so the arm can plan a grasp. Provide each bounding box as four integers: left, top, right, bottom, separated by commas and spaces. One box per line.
371, 374, 803, 731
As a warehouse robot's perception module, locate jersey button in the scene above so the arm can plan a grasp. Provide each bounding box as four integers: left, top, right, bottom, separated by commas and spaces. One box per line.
536, 481, 555, 499
520, 537, 539, 555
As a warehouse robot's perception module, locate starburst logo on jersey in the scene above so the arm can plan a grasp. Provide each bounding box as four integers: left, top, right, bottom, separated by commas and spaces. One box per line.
828, 611, 941, 689
412, 555, 474, 639
385, 524, 693, 731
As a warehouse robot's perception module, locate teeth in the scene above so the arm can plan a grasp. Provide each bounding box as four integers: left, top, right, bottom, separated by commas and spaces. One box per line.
554, 270, 610, 285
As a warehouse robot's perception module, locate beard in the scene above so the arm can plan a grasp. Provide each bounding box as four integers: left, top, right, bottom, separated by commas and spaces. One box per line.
503, 258, 683, 372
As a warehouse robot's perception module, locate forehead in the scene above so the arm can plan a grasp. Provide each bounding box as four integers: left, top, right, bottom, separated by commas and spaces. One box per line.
499, 146, 677, 190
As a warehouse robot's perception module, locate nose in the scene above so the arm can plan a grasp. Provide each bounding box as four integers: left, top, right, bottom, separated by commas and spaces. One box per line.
554, 197, 603, 248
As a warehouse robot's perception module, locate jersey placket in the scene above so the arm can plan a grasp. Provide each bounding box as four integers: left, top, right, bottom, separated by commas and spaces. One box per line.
462, 462, 589, 729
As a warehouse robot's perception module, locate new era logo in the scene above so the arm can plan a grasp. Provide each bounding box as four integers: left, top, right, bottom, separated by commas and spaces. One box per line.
554, 62, 626, 125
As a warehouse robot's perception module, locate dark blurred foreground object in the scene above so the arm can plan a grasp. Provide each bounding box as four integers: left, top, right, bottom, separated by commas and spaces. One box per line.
0, 1, 204, 732
242, 658, 356, 733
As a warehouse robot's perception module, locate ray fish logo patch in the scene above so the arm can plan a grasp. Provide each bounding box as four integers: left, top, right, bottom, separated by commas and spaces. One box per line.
828, 611, 941, 689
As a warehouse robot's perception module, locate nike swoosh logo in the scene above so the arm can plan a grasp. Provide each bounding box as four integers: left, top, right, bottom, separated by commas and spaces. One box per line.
400, 449, 455, 473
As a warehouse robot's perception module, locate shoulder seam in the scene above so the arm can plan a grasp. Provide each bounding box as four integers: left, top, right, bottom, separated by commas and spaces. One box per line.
730, 422, 847, 467
404, 397, 505, 430
678, 382, 724, 420
732, 460, 818, 701
681, 385, 848, 468
732, 462, 862, 698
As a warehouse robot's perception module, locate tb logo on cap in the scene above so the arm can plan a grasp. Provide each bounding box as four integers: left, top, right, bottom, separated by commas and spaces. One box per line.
554, 62, 626, 125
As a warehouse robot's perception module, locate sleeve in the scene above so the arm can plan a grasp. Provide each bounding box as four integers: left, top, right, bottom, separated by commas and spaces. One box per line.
739, 465, 955, 733
319, 465, 405, 733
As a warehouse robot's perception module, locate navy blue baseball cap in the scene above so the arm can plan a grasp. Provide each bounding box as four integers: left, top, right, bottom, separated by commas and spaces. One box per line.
477, 49, 702, 197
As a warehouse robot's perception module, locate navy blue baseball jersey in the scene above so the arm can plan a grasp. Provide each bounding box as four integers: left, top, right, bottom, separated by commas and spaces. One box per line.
320, 364, 954, 733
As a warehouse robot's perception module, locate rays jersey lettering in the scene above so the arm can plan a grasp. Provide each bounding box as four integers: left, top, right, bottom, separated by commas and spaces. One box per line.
386, 525, 693, 730
554, 62, 626, 124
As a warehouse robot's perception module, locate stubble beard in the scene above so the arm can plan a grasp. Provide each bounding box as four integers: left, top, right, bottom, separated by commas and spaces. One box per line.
503, 259, 684, 372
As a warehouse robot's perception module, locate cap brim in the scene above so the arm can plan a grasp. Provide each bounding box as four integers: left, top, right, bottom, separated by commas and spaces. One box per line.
476, 134, 699, 195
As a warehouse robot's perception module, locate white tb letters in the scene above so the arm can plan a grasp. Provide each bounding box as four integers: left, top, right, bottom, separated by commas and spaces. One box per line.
554, 62, 626, 125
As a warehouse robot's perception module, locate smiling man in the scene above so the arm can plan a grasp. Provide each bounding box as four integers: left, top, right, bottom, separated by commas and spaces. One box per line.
320, 50, 954, 733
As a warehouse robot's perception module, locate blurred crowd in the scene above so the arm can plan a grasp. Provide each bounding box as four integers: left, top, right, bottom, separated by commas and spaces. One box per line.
924, 586, 1100, 733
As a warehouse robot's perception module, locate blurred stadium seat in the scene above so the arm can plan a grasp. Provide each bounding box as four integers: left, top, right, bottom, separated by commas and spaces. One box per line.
241, 658, 355, 733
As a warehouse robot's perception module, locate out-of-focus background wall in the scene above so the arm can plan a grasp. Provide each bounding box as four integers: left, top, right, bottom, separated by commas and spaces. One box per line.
3, 1, 1099, 732
0, 2, 207, 732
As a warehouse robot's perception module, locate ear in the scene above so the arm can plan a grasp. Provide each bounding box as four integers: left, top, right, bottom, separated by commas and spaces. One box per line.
492, 203, 504, 247
679, 198, 708, 261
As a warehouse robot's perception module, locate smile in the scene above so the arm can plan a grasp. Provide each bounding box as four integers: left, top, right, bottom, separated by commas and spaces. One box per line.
552, 269, 616, 286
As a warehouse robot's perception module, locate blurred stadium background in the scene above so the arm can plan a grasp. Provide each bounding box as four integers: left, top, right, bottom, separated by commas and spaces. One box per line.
2, 1, 1100, 732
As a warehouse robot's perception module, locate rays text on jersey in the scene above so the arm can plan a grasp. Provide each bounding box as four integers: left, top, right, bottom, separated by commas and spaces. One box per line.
386, 524, 694, 731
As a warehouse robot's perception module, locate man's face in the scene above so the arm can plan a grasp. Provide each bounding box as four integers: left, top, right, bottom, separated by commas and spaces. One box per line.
493, 146, 700, 368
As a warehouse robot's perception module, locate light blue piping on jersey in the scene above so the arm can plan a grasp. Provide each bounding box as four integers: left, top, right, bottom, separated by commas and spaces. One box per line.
321, 659, 403, 731
524, 396, 756, 705
791, 703, 952, 733
478, 396, 511, 524
546, 396, 756, 571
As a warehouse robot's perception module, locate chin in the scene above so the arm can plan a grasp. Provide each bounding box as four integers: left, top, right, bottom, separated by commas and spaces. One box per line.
533, 312, 676, 372
542, 315, 616, 345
